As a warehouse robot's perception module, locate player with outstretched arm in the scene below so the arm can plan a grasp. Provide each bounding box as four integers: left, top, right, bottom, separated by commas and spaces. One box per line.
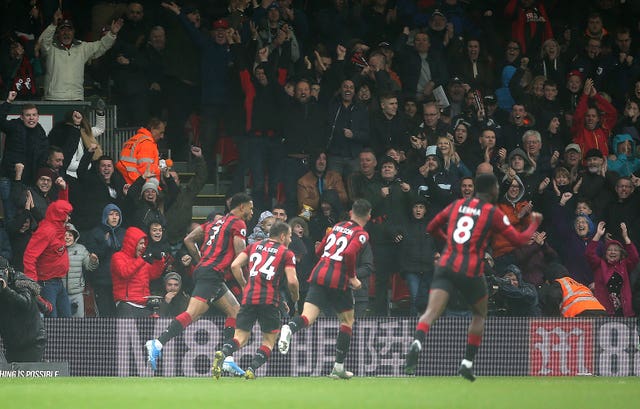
404, 173, 542, 381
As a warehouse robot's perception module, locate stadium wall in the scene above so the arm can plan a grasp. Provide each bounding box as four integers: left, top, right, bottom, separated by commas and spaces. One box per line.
3, 317, 639, 377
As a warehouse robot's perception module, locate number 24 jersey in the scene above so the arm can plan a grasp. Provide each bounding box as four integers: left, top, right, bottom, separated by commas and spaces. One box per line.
309, 220, 369, 290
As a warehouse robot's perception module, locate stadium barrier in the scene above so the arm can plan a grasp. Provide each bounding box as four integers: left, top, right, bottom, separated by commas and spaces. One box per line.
1, 317, 638, 377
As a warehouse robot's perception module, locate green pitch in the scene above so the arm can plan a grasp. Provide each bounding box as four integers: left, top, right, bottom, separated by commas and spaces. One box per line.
2, 377, 639, 409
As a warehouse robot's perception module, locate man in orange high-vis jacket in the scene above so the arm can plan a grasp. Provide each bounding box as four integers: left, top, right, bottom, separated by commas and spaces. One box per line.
556, 277, 607, 317
116, 118, 165, 184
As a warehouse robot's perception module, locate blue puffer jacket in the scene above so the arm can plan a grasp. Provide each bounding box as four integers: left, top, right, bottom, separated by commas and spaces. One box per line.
80, 204, 125, 287
607, 133, 640, 176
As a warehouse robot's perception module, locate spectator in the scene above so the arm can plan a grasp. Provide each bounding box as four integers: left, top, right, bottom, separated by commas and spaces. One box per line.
0, 257, 48, 363
23, 199, 73, 317
0, 92, 49, 222
607, 134, 640, 177
235, 45, 285, 212
115, 117, 166, 185
488, 264, 541, 316
368, 156, 411, 315
63, 223, 99, 318
571, 78, 618, 157
532, 39, 567, 88
280, 79, 327, 216
504, 0, 553, 56
161, 2, 239, 176
248, 211, 276, 245
436, 135, 472, 180
255, 2, 300, 64
163, 146, 207, 247
38, 10, 123, 100
326, 79, 370, 180
410, 145, 459, 214
158, 271, 189, 318
82, 204, 125, 317
605, 176, 640, 242
576, 148, 615, 220
297, 151, 347, 219
453, 38, 494, 95
111, 226, 165, 318
2, 40, 38, 100
587, 221, 638, 317
76, 152, 127, 232
398, 198, 438, 316
48, 109, 105, 214
370, 93, 411, 156
492, 174, 532, 273
512, 231, 559, 287
394, 27, 448, 102
12, 167, 68, 224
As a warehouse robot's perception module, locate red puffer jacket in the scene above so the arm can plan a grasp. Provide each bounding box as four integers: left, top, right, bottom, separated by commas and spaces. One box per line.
23, 200, 72, 281
111, 227, 164, 305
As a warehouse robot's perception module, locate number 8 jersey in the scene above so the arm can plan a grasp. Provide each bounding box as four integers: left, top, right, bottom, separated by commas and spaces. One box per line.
427, 197, 539, 278
309, 220, 369, 290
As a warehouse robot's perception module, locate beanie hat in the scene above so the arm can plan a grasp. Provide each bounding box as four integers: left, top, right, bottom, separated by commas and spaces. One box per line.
142, 178, 159, 194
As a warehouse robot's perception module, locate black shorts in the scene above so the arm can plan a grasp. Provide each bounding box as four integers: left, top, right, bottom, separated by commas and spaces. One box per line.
191, 266, 230, 304
430, 266, 488, 305
305, 283, 354, 313
236, 304, 282, 334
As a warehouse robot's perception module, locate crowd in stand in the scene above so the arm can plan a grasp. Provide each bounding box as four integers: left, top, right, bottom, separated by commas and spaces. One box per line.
2, 0, 640, 321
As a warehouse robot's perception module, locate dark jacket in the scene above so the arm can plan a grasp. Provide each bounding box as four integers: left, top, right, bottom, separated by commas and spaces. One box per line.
81, 204, 126, 287
369, 111, 411, 156
76, 150, 127, 231
399, 214, 436, 275
0, 272, 47, 353
0, 102, 49, 183
326, 98, 370, 159
164, 156, 207, 244
492, 264, 541, 317
281, 97, 326, 155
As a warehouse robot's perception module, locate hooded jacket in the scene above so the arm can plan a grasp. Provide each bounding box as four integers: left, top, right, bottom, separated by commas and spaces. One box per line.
495, 264, 541, 316
586, 239, 638, 317
64, 223, 99, 295
111, 227, 164, 305
82, 204, 126, 287
23, 200, 73, 281
607, 134, 640, 177
493, 174, 530, 258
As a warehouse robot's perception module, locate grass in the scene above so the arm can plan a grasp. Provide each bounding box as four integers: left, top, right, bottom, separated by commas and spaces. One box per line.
2, 376, 640, 409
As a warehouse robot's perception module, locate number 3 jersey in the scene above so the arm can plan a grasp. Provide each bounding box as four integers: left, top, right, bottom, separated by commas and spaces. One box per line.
198, 214, 247, 272
309, 220, 369, 290
241, 239, 296, 307
427, 197, 538, 278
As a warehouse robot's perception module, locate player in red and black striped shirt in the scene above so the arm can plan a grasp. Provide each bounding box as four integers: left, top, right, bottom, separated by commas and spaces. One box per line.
404, 173, 542, 381
145, 193, 254, 372
211, 221, 300, 379
277, 199, 371, 379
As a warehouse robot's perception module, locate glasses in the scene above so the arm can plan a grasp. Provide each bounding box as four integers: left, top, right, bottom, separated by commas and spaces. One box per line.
507, 46, 520, 50
424, 112, 438, 117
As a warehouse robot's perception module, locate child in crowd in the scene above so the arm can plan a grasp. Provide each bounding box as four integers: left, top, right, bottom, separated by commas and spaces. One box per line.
248, 211, 275, 244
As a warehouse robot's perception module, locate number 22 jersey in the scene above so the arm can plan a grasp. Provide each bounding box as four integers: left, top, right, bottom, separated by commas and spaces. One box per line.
309, 220, 369, 290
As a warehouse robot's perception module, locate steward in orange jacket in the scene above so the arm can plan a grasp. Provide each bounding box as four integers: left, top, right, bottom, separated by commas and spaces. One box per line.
116, 118, 165, 184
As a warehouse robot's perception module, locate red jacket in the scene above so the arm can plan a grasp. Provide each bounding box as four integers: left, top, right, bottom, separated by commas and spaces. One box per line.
111, 227, 164, 305
23, 200, 73, 281
572, 93, 617, 158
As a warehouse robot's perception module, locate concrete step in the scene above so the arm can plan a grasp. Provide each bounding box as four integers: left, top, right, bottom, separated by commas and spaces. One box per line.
192, 205, 226, 221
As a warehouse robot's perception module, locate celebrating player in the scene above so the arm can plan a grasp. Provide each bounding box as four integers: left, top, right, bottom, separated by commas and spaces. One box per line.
145, 193, 254, 374
277, 199, 371, 379
403, 173, 542, 381
212, 221, 300, 379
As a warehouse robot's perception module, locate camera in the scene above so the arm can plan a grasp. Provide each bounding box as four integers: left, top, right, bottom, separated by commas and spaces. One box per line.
0, 257, 13, 287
